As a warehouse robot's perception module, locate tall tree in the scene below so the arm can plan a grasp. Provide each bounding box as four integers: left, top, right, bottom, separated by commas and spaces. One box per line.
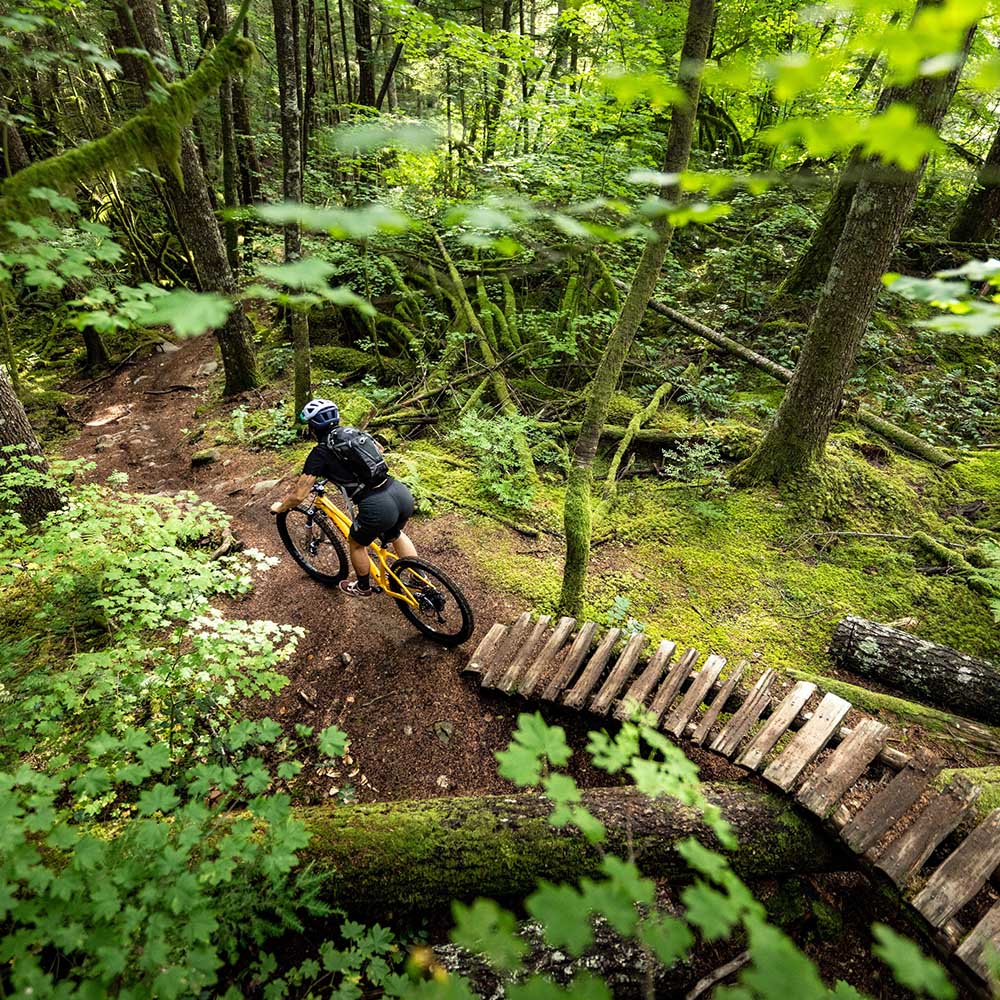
0, 365, 61, 525
353, 0, 376, 105
735, 24, 977, 485
558, 0, 715, 617
272, 0, 312, 415
121, 0, 260, 395
950, 120, 1000, 243
483, 0, 513, 162
206, 0, 240, 270
779, 3, 950, 300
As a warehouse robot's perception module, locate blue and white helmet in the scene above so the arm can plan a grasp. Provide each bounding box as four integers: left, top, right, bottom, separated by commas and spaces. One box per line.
299, 398, 340, 435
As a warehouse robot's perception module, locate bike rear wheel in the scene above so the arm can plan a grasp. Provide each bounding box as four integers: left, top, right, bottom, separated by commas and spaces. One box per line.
389, 557, 474, 647
276, 507, 350, 585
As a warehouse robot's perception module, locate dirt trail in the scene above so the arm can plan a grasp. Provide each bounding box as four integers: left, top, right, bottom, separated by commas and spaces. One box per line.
61, 336, 551, 802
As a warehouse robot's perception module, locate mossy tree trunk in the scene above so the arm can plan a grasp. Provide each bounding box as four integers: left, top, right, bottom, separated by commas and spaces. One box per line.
122, 0, 260, 397
558, 0, 714, 617
272, 0, 311, 416
950, 122, 1000, 243
295, 785, 845, 915
734, 21, 976, 485
0, 364, 61, 525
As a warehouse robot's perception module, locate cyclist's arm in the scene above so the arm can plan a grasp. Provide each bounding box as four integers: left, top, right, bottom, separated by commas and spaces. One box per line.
270, 474, 317, 514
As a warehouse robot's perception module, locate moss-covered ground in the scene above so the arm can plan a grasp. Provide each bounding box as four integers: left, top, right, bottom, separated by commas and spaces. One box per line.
394, 430, 1000, 681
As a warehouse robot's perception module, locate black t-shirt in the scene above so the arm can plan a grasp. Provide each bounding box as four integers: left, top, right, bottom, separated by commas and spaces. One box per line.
302, 440, 362, 496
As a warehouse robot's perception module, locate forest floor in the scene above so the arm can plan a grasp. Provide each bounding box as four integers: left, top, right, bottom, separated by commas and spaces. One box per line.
59, 333, 1000, 806
53, 333, 1000, 997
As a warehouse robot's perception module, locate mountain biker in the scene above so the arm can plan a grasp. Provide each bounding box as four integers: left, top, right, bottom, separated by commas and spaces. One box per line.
269, 399, 418, 598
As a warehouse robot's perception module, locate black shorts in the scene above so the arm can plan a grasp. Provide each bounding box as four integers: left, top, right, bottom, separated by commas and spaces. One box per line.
349, 478, 414, 546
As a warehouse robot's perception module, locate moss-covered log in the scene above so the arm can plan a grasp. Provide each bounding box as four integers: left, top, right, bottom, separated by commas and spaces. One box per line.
295, 784, 848, 914
829, 615, 1000, 726
539, 420, 760, 459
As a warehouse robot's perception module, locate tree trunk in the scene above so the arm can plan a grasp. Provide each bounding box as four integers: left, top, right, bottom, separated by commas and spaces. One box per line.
735, 22, 976, 484
232, 77, 263, 205
829, 616, 1000, 726
353, 0, 376, 106
950, 123, 1000, 243
338, 0, 354, 104
1, 119, 31, 178
122, 0, 260, 396
296, 784, 846, 914
322, 0, 342, 121
81, 326, 111, 371
207, 0, 240, 270
0, 364, 61, 525
558, 0, 714, 617
780, 1, 964, 299
302, 0, 318, 174
483, 0, 513, 162
273, 0, 311, 414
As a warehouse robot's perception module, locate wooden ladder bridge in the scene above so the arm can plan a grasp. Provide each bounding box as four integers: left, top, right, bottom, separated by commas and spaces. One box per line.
463, 613, 1000, 995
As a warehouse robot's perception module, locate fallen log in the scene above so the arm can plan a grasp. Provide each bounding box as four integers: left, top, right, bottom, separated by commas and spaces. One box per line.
617, 280, 957, 468
829, 616, 1000, 726
296, 784, 848, 914
537, 421, 760, 459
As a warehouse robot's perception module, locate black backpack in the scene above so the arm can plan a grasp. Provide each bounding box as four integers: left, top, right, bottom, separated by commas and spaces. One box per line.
326, 426, 389, 489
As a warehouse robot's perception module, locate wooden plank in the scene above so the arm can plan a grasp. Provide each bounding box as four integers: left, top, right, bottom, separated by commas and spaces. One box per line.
665, 654, 726, 738
497, 615, 552, 693
541, 621, 598, 702
763, 692, 852, 792
955, 900, 1000, 982
736, 680, 816, 772
615, 640, 677, 721
913, 809, 1000, 928
875, 777, 981, 886
647, 648, 699, 725
691, 662, 745, 746
462, 622, 508, 675
590, 631, 649, 716
481, 612, 533, 688
797, 718, 889, 818
518, 616, 577, 697
841, 752, 942, 855
710, 668, 776, 757
563, 628, 623, 709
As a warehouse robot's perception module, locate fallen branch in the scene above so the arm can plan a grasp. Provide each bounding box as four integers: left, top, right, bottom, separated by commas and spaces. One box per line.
620, 280, 957, 469
425, 490, 561, 540
144, 384, 197, 395
685, 951, 751, 1000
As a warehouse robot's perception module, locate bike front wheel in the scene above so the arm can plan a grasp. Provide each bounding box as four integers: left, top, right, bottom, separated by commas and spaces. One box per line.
389, 557, 475, 647
276, 507, 349, 585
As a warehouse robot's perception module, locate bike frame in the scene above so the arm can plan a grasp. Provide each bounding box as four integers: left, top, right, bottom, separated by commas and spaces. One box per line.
305, 483, 423, 609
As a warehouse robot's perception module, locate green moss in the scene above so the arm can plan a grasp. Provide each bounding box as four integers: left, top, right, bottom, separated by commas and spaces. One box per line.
606, 391, 643, 423
23, 389, 77, 443
936, 767, 1000, 820
310, 345, 407, 378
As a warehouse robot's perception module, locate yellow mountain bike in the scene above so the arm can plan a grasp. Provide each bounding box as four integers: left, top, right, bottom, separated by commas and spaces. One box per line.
275, 479, 474, 647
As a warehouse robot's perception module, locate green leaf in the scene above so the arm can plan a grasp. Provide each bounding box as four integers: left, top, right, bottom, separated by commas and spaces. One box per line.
318, 724, 348, 758
872, 923, 956, 999
141, 290, 234, 337
137, 783, 180, 816
680, 881, 739, 942
638, 912, 694, 967
495, 713, 571, 786
526, 882, 592, 955
739, 919, 830, 1000
258, 257, 336, 290
451, 898, 527, 971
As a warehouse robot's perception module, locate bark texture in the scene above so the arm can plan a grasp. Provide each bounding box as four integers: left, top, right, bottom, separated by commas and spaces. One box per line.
829, 616, 1000, 725
353, 0, 376, 105
735, 22, 975, 484
950, 123, 1000, 243
558, 0, 714, 616
297, 784, 846, 914
123, 0, 260, 396
0, 364, 61, 524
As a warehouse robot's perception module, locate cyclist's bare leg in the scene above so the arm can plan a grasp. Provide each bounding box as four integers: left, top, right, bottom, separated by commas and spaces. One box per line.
348, 538, 371, 578
392, 532, 417, 559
